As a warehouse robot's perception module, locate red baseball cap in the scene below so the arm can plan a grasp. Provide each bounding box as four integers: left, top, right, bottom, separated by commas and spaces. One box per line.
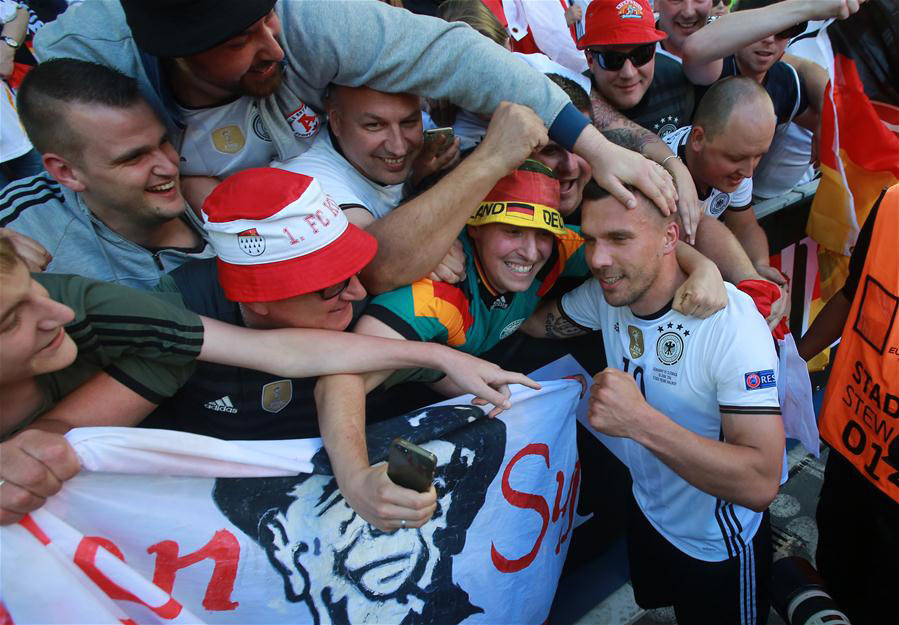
201, 168, 377, 302
578, 0, 668, 48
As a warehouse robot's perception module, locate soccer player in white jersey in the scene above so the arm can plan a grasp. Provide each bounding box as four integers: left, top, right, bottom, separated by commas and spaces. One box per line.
522, 180, 784, 624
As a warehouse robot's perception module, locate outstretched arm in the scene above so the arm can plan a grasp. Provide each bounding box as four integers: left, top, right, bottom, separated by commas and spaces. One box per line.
682, 0, 865, 85
199, 314, 532, 386
315, 372, 437, 532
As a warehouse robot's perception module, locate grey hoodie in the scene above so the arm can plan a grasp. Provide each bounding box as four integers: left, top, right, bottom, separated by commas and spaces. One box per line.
34, 0, 587, 161
0, 173, 214, 290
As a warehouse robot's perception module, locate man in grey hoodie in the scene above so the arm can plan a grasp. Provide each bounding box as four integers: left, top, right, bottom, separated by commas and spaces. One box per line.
0, 59, 214, 290
34, 0, 701, 252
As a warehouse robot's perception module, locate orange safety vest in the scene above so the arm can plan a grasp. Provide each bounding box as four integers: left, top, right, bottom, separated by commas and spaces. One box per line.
819, 184, 899, 503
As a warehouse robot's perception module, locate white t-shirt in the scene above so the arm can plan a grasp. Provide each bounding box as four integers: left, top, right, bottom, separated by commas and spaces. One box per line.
664, 125, 753, 218
177, 97, 311, 178
272, 128, 404, 220
561, 280, 781, 561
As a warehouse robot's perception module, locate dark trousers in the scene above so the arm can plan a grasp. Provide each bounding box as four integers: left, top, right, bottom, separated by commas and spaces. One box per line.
627, 492, 772, 625
816, 452, 899, 625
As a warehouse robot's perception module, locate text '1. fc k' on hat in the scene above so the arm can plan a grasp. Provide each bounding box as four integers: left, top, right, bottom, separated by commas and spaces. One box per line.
201, 168, 377, 303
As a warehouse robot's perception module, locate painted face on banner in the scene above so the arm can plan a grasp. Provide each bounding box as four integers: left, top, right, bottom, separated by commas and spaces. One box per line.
213, 406, 505, 625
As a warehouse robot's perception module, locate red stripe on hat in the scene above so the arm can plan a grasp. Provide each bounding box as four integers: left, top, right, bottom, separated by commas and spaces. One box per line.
483, 169, 560, 210
203, 168, 315, 223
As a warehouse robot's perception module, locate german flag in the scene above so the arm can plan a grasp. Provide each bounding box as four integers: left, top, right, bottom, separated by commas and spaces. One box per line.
506, 202, 536, 218
807, 0, 899, 291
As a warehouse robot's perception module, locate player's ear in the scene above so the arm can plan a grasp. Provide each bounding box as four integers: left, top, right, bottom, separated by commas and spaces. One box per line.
662, 220, 679, 254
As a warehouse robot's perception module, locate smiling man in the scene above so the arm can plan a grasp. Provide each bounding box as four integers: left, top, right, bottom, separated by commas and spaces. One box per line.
663, 77, 782, 283
522, 180, 784, 623
580, 0, 696, 139
0, 59, 213, 289
655, 0, 714, 61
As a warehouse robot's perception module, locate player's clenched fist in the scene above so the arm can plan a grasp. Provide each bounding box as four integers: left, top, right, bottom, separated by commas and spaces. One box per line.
587, 368, 649, 439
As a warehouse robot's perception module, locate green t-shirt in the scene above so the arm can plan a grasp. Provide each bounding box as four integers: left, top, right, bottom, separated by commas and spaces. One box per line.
365, 228, 587, 356
32, 273, 204, 416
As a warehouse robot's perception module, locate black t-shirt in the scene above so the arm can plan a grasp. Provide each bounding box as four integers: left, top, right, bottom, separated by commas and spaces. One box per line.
589, 54, 696, 138
149, 258, 320, 440
624, 53, 696, 137
718, 56, 809, 125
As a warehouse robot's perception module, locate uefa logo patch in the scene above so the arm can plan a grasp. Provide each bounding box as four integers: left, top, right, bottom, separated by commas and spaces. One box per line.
744, 369, 776, 390
237, 228, 266, 256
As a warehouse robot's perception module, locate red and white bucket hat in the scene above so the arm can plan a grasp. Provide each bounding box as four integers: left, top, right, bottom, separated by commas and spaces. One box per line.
201, 168, 377, 302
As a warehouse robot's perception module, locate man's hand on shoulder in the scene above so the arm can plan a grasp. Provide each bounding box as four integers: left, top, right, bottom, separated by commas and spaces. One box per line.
0, 430, 80, 525
340, 463, 437, 532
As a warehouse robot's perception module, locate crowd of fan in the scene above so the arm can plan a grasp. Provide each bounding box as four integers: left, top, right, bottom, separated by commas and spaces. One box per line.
0, 0, 870, 623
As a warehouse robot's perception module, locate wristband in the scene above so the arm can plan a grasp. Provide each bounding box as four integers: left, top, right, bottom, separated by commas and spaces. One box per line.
660, 154, 681, 169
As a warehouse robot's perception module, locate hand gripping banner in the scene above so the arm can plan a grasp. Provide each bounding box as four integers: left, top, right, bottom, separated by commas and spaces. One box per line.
1, 381, 581, 625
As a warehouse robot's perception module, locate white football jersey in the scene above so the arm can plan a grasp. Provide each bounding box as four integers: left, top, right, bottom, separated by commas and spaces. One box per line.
273, 128, 404, 220
664, 125, 753, 218
177, 98, 304, 178
561, 280, 781, 561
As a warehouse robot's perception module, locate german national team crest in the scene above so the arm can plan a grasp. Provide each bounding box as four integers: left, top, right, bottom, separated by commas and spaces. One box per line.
499, 318, 524, 339
707, 192, 731, 218
656, 331, 684, 365
237, 228, 266, 256
286, 103, 320, 139
261, 380, 293, 413
628, 325, 644, 359
211, 125, 246, 154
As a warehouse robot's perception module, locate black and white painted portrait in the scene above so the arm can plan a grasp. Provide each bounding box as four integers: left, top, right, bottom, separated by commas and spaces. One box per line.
213, 405, 506, 625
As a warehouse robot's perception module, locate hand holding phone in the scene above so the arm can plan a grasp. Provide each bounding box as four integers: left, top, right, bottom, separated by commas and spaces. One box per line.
424, 127, 454, 154
387, 438, 437, 492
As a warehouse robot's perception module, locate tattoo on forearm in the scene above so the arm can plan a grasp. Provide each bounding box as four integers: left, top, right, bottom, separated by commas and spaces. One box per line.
544, 312, 588, 339
601, 128, 653, 154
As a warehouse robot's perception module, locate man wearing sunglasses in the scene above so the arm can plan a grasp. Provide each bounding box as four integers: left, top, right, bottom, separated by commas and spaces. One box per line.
579, 0, 696, 140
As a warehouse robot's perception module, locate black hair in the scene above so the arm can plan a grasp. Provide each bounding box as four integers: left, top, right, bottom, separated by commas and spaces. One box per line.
17, 59, 143, 158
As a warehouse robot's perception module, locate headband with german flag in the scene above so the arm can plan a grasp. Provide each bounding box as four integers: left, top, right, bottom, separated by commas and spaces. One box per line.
467, 160, 567, 237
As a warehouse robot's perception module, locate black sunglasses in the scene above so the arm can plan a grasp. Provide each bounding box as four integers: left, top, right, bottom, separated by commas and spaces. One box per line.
317, 275, 353, 300
775, 21, 807, 40
590, 44, 655, 71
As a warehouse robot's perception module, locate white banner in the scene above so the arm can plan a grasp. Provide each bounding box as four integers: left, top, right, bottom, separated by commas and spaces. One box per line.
1, 381, 582, 625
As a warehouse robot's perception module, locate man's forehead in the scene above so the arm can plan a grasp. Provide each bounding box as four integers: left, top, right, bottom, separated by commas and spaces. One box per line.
333, 86, 420, 110
582, 196, 651, 232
